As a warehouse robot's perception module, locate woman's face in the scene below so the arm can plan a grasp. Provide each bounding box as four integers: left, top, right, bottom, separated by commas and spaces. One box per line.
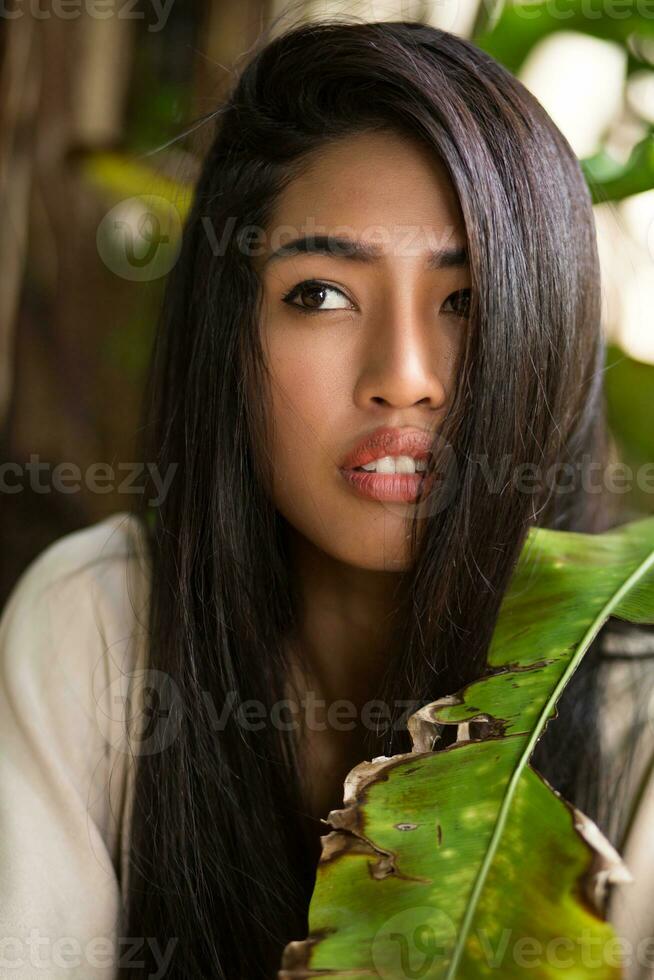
255, 129, 470, 571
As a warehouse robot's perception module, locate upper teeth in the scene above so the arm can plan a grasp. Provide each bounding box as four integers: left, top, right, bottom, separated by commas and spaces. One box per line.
359, 455, 428, 474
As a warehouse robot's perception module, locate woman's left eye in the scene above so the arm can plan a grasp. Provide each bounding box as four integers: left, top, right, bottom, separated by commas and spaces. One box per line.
281, 280, 354, 313
442, 288, 471, 319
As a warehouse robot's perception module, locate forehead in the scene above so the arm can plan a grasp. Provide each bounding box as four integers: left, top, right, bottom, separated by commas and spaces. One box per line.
261, 129, 467, 264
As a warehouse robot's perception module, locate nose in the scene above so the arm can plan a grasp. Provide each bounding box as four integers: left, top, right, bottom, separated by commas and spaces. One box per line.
353, 299, 451, 412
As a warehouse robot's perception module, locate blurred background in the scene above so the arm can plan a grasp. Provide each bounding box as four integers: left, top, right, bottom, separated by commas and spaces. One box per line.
1, 0, 653, 605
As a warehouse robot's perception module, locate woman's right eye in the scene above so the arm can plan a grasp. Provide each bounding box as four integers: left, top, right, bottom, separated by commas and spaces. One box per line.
281, 280, 355, 314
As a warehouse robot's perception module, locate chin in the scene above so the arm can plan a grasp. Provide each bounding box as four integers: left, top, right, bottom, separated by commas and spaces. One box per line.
322, 536, 413, 572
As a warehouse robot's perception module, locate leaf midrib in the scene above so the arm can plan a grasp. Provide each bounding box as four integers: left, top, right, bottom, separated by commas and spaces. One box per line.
444, 545, 654, 979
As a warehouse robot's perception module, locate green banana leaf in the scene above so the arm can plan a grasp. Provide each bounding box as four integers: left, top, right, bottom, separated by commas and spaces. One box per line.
279, 515, 654, 979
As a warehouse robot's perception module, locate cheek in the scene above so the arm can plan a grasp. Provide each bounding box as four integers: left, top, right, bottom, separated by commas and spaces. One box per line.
264, 330, 345, 503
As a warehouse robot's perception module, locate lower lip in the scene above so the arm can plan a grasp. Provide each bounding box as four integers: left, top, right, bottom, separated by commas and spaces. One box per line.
339, 468, 432, 502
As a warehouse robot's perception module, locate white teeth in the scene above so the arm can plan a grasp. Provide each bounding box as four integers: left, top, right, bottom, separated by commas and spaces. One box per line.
359, 455, 428, 474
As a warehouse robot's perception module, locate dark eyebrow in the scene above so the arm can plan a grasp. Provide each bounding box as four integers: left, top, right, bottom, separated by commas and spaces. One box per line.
261, 234, 468, 270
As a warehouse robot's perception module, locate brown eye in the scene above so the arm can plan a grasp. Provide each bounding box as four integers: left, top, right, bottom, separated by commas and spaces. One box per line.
442, 288, 471, 319
282, 280, 354, 313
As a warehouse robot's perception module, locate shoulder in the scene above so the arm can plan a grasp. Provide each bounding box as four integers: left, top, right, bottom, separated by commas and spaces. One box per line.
597, 618, 654, 779
0, 510, 151, 731
0, 510, 150, 680
598, 617, 654, 833
599, 619, 654, 660
600, 618, 654, 968
0, 511, 152, 887
1, 509, 150, 623
0, 506, 152, 766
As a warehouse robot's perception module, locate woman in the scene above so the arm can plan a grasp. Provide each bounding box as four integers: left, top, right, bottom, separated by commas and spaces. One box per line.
2, 16, 654, 980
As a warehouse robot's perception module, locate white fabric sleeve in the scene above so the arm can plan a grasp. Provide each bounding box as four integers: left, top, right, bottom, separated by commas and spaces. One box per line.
0, 512, 149, 979
602, 631, 654, 980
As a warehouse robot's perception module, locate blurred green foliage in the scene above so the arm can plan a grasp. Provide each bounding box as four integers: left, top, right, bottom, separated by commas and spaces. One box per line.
473, 0, 654, 515
605, 343, 654, 514
474, 0, 654, 75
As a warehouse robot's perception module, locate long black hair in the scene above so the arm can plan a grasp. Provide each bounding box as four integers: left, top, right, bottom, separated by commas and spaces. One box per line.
119, 15, 649, 978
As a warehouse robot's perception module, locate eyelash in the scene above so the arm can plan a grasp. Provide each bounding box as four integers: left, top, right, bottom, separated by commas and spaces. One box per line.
281, 279, 472, 318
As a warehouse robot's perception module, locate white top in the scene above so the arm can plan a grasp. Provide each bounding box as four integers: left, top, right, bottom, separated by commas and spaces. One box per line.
0, 510, 652, 978
0, 512, 149, 978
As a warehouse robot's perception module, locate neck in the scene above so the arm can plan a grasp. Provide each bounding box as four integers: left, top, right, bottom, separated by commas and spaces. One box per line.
283, 525, 403, 709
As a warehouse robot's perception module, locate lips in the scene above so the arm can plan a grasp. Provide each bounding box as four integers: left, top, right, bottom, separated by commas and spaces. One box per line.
339, 425, 435, 471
